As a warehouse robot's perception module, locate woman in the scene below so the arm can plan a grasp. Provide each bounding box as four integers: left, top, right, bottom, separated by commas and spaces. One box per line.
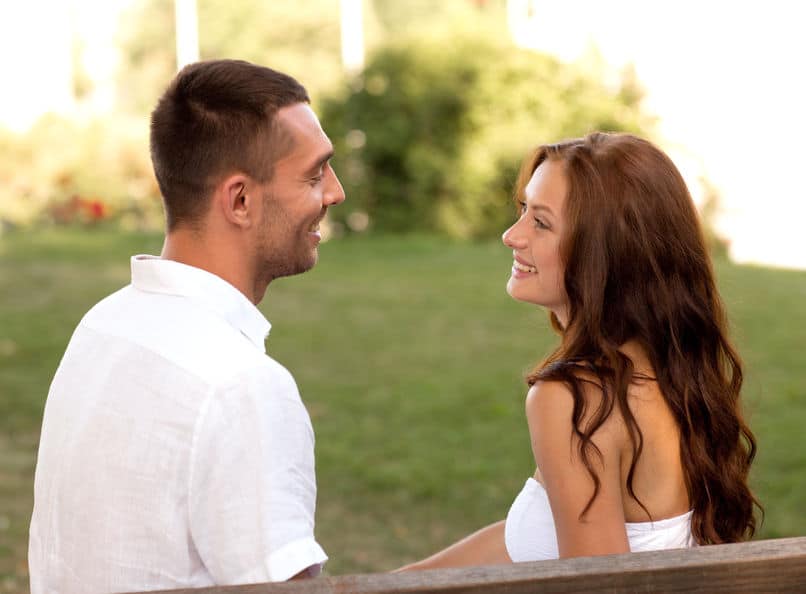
401, 132, 760, 569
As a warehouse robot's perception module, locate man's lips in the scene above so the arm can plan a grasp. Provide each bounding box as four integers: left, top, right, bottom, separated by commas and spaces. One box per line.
308, 212, 326, 235
308, 209, 328, 233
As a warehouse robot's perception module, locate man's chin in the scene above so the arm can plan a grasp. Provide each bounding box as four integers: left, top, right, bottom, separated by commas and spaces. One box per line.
290, 250, 319, 277
304, 247, 319, 271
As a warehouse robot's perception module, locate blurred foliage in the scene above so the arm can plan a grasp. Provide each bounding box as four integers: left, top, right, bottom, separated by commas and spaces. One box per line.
0, 115, 162, 232
698, 175, 731, 259
116, 0, 176, 115
116, 0, 351, 115
115, 0, 511, 114
1, 0, 658, 239
321, 35, 654, 237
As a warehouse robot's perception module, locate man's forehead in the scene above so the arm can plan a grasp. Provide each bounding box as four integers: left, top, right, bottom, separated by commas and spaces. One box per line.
276, 103, 325, 140
273, 103, 331, 162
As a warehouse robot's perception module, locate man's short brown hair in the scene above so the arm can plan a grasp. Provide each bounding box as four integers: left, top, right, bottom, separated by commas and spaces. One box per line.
150, 59, 310, 230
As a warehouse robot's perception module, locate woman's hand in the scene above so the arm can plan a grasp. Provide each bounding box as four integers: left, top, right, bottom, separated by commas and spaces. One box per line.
395, 520, 511, 571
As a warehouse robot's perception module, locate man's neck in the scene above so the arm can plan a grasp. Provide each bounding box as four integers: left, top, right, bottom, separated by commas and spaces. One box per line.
161, 228, 265, 305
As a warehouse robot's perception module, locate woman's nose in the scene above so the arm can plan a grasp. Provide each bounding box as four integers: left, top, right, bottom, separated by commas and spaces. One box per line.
502, 221, 526, 249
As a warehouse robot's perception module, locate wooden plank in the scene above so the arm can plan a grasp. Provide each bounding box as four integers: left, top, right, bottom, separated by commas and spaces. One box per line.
126, 536, 806, 594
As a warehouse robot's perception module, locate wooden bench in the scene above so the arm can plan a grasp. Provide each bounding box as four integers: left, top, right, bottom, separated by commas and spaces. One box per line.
129, 536, 806, 593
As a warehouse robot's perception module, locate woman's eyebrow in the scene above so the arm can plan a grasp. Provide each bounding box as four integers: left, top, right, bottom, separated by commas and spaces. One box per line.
529, 203, 555, 215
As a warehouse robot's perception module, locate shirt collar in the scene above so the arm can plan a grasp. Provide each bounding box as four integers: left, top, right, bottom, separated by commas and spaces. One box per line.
130, 255, 271, 352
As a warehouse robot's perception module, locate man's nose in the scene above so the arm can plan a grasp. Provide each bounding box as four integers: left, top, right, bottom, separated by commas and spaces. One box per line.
324, 167, 346, 206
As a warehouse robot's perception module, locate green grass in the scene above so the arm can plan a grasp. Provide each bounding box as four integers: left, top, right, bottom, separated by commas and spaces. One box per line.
1, 228, 805, 592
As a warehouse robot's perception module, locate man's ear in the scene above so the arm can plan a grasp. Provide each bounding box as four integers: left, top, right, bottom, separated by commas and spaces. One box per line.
216, 173, 254, 229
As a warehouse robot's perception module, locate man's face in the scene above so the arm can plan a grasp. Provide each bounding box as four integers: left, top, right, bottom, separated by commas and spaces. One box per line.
253, 103, 345, 282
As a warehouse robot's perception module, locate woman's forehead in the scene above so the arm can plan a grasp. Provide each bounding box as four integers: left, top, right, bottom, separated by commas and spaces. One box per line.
525, 159, 567, 212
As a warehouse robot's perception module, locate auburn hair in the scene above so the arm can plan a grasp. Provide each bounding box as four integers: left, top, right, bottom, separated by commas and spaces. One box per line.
519, 132, 760, 544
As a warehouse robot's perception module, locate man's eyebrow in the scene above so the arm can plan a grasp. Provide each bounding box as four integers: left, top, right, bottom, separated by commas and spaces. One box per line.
303, 150, 334, 176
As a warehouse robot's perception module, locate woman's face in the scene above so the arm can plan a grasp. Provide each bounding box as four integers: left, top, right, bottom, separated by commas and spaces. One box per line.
502, 159, 569, 325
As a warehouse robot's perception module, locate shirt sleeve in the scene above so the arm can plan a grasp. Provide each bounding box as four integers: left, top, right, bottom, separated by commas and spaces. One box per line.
188, 360, 327, 584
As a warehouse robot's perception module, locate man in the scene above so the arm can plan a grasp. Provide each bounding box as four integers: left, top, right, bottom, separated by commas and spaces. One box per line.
29, 59, 345, 593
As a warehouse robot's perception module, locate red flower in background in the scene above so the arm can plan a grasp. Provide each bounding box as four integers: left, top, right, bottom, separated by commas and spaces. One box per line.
87, 200, 106, 220
49, 195, 110, 225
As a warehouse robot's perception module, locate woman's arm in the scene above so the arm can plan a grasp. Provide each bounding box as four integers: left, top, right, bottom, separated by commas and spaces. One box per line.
526, 380, 630, 558
396, 520, 511, 571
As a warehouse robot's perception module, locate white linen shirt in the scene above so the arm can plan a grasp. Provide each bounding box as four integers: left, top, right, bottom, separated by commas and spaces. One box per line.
29, 256, 327, 594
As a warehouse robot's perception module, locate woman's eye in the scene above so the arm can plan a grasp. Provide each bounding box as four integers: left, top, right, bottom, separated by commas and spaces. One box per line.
518, 200, 527, 214
534, 217, 549, 230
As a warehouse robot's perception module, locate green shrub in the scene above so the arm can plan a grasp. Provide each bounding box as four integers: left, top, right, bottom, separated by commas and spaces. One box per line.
0, 115, 163, 231
321, 36, 654, 238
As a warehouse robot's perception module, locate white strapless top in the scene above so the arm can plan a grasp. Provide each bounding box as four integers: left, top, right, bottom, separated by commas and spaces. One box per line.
505, 477, 695, 561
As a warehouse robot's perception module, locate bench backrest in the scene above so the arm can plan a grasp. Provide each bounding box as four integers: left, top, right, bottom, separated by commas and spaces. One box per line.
131, 536, 806, 594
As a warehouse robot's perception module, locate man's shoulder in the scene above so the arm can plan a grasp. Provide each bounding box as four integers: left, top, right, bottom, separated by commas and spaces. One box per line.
218, 353, 300, 400
78, 286, 272, 386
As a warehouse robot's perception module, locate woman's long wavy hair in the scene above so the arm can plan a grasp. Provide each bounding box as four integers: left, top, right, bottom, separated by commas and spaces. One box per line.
520, 132, 760, 544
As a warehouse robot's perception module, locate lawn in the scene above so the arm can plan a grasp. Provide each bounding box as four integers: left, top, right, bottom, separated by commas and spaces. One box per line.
1, 228, 804, 593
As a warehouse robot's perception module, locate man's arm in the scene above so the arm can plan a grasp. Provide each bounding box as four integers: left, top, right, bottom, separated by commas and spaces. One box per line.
189, 364, 327, 583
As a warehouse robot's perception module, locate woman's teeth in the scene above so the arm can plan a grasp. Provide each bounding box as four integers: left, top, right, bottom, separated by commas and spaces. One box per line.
513, 260, 536, 273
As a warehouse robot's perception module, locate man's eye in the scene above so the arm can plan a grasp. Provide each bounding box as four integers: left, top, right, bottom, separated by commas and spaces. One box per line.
309, 175, 323, 185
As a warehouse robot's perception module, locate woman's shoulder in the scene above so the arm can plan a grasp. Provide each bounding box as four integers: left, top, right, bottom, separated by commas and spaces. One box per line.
525, 362, 629, 455
526, 359, 608, 417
